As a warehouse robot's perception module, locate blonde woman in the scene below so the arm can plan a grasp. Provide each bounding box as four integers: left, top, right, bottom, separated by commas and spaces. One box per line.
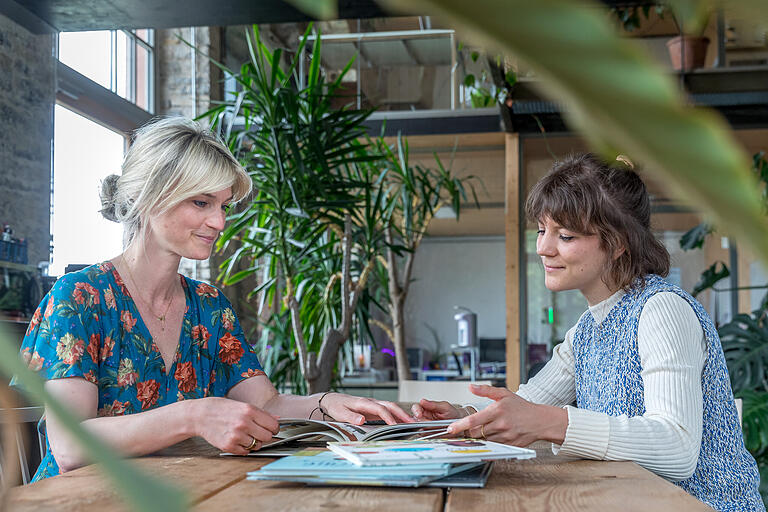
19, 117, 411, 481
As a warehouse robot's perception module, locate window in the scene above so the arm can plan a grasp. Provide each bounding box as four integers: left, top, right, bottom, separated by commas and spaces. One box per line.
51, 105, 125, 276
58, 29, 154, 112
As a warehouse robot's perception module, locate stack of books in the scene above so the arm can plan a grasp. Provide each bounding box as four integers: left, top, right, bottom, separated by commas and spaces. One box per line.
246, 432, 536, 488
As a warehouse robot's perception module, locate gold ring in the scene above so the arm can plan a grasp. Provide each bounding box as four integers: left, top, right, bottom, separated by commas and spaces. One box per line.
246, 436, 258, 451
480, 424, 486, 440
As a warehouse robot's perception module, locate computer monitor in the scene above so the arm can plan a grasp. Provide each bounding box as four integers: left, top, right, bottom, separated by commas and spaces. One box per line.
478, 338, 506, 363
406, 347, 425, 370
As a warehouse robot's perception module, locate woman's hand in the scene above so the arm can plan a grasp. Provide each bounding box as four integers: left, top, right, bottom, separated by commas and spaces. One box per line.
411, 399, 463, 421
192, 397, 280, 455
446, 384, 567, 446
319, 393, 414, 425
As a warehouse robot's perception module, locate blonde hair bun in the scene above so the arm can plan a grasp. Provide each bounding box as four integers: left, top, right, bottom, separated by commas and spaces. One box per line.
100, 174, 121, 223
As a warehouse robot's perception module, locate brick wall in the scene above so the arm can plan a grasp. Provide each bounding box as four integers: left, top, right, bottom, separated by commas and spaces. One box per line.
156, 26, 222, 119
0, 14, 55, 267
155, 27, 224, 282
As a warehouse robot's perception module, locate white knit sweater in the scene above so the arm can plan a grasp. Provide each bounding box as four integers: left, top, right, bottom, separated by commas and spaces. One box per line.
516, 290, 706, 481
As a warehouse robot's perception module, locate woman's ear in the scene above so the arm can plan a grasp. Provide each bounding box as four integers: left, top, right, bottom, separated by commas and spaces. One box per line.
612, 245, 626, 260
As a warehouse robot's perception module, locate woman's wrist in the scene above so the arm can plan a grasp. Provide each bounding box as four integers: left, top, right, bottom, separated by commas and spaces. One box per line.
183, 398, 206, 437
309, 391, 336, 420
537, 404, 568, 444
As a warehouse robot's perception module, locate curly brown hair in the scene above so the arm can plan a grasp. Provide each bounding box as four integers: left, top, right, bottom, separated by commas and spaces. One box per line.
525, 153, 669, 291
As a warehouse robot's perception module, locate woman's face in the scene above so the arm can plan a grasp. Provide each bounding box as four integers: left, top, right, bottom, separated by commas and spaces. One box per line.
536, 216, 617, 305
149, 187, 232, 260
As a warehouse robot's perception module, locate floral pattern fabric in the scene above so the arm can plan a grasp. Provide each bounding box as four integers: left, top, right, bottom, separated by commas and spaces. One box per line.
17, 261, 265, 481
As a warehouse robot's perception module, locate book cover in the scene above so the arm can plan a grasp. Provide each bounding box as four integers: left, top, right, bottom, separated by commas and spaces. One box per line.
254, 448, 453, 476
246, 450, 484, 488
426, 461, 494, 488
246, 473, 440, 488
327, 438, 536, 466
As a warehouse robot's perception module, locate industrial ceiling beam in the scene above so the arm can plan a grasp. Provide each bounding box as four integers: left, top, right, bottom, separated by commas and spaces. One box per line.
1, 0, 407, 34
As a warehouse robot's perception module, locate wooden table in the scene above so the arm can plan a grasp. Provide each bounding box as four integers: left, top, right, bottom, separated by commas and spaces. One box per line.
8, 439, 712, 511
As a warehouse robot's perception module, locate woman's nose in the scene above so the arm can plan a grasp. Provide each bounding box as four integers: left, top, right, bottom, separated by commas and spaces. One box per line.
537, 233, 556, 256
207, 208, 226, 230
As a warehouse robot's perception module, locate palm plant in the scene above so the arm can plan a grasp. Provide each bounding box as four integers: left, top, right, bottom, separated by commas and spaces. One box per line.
366, 135, 478, 380
202, 25, 392, 393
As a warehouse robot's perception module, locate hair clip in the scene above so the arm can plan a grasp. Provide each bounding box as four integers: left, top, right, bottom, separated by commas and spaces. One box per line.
615, 154, 635, 169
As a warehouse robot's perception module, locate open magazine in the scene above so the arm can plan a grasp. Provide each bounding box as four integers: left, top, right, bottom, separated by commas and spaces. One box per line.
257, 418, 455, 450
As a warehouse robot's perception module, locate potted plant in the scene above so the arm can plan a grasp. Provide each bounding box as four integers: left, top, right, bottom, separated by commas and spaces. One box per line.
664, 3, 712, 71
610, 2, 711, 71
666, 30, 710, 71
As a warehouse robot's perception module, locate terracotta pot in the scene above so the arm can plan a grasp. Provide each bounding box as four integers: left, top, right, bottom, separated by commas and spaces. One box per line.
666, 35, 710, 71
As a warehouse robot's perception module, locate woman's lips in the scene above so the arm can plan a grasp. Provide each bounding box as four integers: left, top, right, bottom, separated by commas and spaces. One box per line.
196, 234, 216, 244
544, 264, 564, 272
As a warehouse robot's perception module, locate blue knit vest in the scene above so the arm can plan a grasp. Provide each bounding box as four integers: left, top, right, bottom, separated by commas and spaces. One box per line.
571, 275, 764, 511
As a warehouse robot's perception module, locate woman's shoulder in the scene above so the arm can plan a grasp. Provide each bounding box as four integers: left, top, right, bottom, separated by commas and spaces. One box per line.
49, 262, 116, 297
641, 291, 698, 321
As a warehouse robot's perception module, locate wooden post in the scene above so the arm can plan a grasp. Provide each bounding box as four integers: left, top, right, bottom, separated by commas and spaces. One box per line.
505, 133, 521, 391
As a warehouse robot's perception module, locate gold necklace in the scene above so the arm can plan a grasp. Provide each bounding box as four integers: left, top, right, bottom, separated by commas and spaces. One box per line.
122, 259, 176, 332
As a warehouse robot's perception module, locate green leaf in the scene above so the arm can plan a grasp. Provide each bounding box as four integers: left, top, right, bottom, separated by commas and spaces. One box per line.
680, 222, 714, 251
307, 29, 322, 89
0, 325, 187, 511
283, 0, 337, 20
504, 69, 517, 87
737, 390, 768, 458
692, 261, 730, 297
720, 312, 768, 393
378, 0, 768, 271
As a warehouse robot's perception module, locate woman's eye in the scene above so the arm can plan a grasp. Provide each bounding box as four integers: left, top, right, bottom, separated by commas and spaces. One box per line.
193, 200, 207, 208
536, 229, 545, 236
559, 235, 574, 241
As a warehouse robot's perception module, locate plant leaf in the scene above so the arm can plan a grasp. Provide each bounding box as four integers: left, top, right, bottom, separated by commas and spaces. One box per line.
692, 261, 730, 297
0, 325, 187, 512
378, 0, 768, 269
680, 222, 714, 251
283, 0, 337, 20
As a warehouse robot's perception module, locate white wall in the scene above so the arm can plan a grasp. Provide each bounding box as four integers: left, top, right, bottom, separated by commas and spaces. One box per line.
404, 237, 506, 361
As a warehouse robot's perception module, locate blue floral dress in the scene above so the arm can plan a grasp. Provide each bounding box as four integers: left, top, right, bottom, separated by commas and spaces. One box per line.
17, 261, 266, 481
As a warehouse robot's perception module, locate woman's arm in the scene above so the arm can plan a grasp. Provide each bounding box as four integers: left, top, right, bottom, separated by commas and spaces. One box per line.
226, 374, 413, 425
516, 324, 578, 406
413, 323, 582, 421
45, 377, 279, 473
447, 293, 706, 481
